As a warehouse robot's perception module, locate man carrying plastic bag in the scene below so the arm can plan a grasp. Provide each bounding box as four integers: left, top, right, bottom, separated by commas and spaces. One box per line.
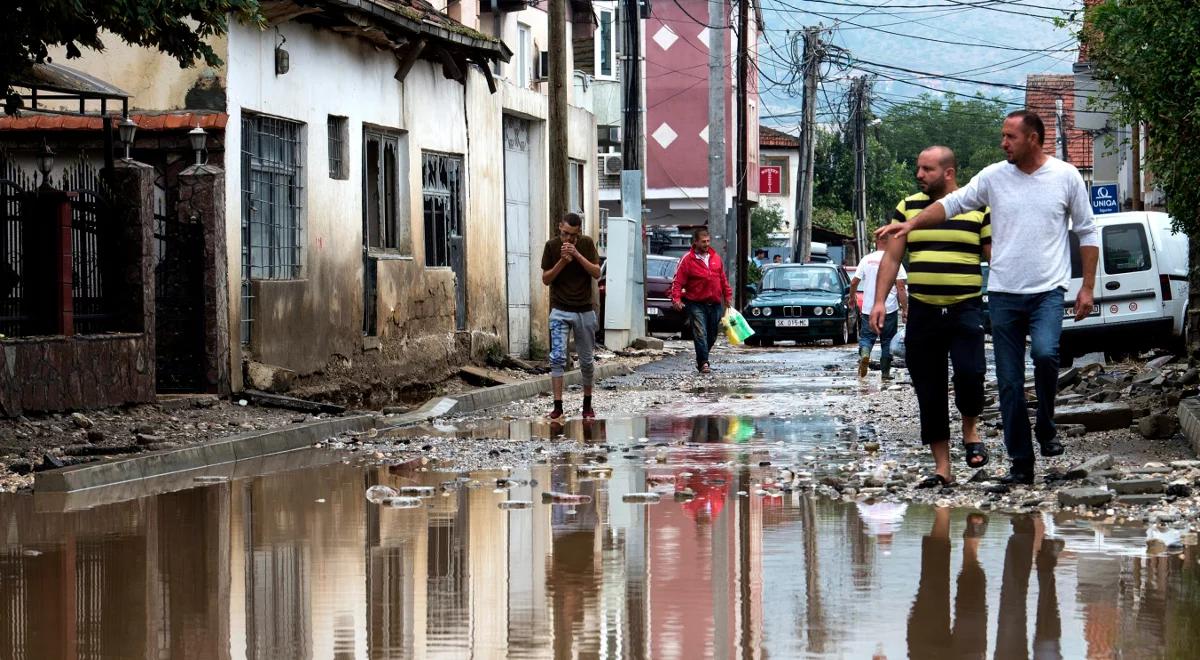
671, 228, 734, 374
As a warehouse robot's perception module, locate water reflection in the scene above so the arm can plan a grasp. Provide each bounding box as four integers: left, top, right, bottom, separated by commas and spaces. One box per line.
2, 416, 1200, 659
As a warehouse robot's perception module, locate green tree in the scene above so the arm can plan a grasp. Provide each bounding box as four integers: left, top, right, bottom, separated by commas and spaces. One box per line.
875, 94, 1008, 183
2, 0, 264, 113
751, 203, 784, 251
1082, 0, 1200, 235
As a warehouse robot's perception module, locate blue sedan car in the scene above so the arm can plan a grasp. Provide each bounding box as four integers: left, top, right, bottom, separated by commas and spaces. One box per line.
742, 264, 859, 346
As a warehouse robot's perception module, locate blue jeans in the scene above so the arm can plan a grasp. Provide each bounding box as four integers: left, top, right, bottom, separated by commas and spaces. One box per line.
685, 300, 723, 369
859, 311, 898, 360
988, 289, 1065, 463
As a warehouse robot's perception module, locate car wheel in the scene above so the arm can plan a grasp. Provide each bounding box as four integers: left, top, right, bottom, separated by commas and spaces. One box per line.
836, 319, 850, 345
760, 338, 775, 348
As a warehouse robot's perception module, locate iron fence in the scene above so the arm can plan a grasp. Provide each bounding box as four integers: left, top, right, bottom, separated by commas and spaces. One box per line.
0, 153, 32, 337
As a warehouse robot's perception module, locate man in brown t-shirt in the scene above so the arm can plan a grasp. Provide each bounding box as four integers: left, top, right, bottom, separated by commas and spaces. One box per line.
540, 212, 601, 419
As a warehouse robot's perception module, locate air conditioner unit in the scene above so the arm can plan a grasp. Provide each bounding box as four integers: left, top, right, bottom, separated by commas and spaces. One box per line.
600, 152, 623, 176
534, 51, 549, 81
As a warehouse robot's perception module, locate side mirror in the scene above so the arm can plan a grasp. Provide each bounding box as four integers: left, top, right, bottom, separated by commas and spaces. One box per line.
745, 284, 758, 300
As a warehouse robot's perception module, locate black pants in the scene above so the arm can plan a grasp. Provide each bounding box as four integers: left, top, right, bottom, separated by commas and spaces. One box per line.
906, 297, 986, 444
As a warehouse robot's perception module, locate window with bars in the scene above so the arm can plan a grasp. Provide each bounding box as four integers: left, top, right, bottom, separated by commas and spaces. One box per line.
364, 128, 410, 253
421, 152, 463, 268
241, 113, 305, 344
327, 115, 348, 180
568, 159, 585, 218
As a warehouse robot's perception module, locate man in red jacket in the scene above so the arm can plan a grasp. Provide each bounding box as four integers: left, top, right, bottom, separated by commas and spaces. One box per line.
671, 228, 733, 373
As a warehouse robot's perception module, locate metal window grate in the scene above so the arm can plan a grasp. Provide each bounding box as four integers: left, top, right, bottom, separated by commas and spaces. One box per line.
422, 152, 463, 268
327, 115, 348, 180
241, 113, 305, 344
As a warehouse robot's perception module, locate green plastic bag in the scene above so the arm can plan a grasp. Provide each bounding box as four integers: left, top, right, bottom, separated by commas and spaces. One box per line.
722, 308, 754, 344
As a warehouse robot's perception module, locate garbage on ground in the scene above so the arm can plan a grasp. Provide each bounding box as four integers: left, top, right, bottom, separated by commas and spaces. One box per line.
365, 485, 399, 503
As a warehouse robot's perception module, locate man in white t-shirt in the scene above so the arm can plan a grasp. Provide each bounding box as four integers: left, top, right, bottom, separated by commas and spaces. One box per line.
877, 110, 1099, 486
848, 236, 907, 380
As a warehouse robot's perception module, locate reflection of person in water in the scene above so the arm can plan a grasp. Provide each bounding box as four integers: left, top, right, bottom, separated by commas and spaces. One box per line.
995, 514, 1063, 660
907, 508, 988, 659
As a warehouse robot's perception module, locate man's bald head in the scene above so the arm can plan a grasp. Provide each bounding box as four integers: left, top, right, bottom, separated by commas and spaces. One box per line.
920, 146, 958, 171
915, 146, 958, 199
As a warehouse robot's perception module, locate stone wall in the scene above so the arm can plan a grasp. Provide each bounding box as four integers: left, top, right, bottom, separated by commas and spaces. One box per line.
0, 334, 154, 415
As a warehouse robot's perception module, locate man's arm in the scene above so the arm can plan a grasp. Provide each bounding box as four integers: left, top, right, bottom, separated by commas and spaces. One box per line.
721, 260, 734, 306
569, 245, 602, 279
846, 276, 861, 308
1068, 172, 1100, 321
878, 172, 989, 240
670, 260, 686, 309
541, 242, 570, 285
895, 280, 908, 322
870, 236, 908, 333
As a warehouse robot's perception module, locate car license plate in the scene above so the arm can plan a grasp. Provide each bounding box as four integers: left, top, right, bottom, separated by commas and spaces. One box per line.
646, 307, 660, 316
1063, 306, 1100, 319
775, 319, 808, 327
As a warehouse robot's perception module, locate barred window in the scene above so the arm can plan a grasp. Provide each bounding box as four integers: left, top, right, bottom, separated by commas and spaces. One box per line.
327, 115, 348, 180
568, 159, 585, 217
241, 113, 305, 343
422, 152, 463, 268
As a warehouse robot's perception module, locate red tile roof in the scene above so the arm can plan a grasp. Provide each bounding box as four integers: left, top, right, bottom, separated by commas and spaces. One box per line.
1024, 75, 1093, 169
0, 111, 227, 132
761, 125, 800, 148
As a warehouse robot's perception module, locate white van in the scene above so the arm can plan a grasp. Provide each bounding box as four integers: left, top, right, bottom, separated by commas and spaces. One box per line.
1062, 211, 1188, 354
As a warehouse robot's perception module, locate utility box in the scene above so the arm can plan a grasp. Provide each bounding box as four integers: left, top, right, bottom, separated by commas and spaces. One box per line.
604, 215, 636, 349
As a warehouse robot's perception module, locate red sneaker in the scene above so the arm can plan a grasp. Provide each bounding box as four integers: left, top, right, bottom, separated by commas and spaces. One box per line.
582, 407, 596, 420
548, 408, 564, 420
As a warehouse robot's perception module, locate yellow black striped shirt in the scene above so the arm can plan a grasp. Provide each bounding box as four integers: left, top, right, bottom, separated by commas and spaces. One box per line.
890, 193, 991, 306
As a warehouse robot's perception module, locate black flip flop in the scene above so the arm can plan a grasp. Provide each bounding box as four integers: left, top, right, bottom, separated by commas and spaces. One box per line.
964, 442, 989, 468
917, 474, 956, 489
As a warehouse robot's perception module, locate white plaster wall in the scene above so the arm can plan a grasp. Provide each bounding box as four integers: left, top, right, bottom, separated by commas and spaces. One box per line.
224, 19, 406, 381
43, 33, 228, 112
760, 146, 799, 236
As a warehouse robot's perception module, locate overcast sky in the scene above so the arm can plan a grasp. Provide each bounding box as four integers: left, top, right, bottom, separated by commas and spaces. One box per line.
756, 0, 1086, 133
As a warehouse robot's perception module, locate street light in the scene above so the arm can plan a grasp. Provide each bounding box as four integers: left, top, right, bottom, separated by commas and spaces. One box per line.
188, 126, 208, 166
118, 116, 138, 160
35, 140, 55, 189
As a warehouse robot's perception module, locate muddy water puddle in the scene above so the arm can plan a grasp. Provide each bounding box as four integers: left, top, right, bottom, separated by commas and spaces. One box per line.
2, 413, 1198, 659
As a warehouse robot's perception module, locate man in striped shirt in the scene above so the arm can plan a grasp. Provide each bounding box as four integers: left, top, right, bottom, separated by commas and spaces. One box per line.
870, 146, 991, 488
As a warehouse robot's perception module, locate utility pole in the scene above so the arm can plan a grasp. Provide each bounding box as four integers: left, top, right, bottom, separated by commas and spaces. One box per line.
734, 0, 750, 309
792, 27, 820, 264
549, 0, 569, 230
1131, 122, 1143, 210
707, 0, 727, 238
850, 76, 869, 260
621, 0, 646, 341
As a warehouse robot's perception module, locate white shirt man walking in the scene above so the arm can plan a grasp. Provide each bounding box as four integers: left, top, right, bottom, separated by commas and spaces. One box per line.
847, 238, 907, 380
878, 110, 1099, 486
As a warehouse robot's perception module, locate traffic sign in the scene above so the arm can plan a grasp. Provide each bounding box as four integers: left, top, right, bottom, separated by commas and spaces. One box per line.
1090, 182, 1119, 215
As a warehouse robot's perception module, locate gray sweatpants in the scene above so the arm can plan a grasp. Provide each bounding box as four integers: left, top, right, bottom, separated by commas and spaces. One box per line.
549, 308, 598, 385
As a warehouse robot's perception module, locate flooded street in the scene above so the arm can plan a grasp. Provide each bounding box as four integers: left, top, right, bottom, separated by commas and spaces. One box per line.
3, 346, 1199, 658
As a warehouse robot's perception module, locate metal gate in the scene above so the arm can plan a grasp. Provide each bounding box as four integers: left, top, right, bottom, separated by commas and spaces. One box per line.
61, 159, 115, 335
0, 153, 31, 337
503, 117, 532, 356
154, 184, 206, 391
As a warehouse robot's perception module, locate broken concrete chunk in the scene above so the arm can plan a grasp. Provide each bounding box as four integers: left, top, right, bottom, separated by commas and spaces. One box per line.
70, 412, 94, 429
1058, 487, 1113, 507
1109, 478, 1165, 495
1137, 413, 1179, 439
245, 361, 297, 394
1053, 402, 1133, 432
1116, 494, 1164, 506
1064, 453, 1114, 480
1057, 367, 1080, 391
631, 337, 665, 350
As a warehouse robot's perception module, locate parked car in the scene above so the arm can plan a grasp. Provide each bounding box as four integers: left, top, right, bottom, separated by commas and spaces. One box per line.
1060, 211, 1188, 357
741, 263, 858, 346
844, 265, 863, 309
598, 255, 687, 338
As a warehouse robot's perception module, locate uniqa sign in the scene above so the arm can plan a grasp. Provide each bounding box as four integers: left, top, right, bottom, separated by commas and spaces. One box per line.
1090, 182, 1120, 215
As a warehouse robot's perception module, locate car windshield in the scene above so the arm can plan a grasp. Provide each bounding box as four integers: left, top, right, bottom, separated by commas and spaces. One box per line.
647, 258, 679, 279
761, 267, 840, 293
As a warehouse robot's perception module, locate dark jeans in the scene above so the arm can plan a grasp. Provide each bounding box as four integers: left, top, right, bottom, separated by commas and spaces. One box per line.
685, 300, 722, 368
906, 297, 986, 444
859, 310, 898, 360
907, 536, 987, 659
988, 289, 1065, 463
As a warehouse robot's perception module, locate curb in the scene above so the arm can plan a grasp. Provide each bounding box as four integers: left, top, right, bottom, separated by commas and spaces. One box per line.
33, 362, 637, 495
1177, 396, 1200, 457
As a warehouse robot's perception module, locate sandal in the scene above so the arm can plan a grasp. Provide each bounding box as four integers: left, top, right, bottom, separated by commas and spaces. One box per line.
964, 442, 989, 468
917, 474, 956, 489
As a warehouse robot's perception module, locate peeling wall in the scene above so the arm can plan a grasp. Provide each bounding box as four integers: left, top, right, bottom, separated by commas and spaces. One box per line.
44, 33, 229, 112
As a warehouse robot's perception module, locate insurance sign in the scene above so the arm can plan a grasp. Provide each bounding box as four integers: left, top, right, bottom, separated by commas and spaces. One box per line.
1090, 182, 1120, 215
